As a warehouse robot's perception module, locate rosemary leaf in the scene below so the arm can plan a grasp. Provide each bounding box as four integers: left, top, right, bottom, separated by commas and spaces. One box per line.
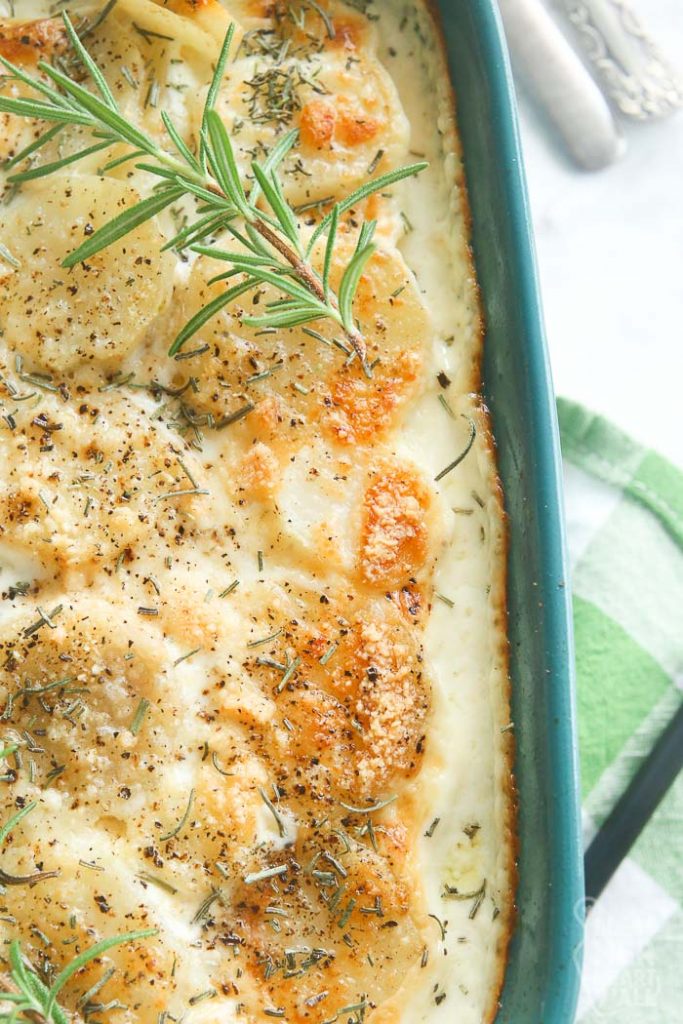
160, 789, 195, 842
9, 143, 115, 185
338, 795, 397, 815
130, 697, 151, 736
63, 185, 185, 267
435, 418, 477, 482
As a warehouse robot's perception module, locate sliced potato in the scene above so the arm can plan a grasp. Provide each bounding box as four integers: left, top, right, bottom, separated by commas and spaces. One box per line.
0, 596, 191, 825
0, 595, 264, 1024
0, 21, 151, 178
0, 2, 236, 185
202, 0, 408, 206
136, 231, 429, 449
117, 0, 242, 59
228, 829, 423, 1023
0, 386, 211, 573
275, 440, 363, 575
210, 54, 408, 206
0, 175, 174, 375
0, 6, 443, 1022
222, 580, 430, 797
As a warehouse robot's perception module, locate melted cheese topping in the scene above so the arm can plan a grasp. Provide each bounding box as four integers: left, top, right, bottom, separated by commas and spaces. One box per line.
0, 3, 514, 1024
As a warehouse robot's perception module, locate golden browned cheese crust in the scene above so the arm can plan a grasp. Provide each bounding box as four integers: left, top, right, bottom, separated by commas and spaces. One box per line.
0, 17, 67, 64
0, 2, 514, 1023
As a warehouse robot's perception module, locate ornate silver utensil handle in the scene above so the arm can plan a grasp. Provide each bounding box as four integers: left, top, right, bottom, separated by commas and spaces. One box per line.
560, 0, 683, 119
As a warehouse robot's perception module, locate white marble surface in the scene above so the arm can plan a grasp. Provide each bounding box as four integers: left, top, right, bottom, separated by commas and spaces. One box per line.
513, 0, 683, 467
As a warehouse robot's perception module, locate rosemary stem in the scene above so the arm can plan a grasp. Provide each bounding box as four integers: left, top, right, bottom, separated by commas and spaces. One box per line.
250, 218, 366, 365
201, 183, 368, 369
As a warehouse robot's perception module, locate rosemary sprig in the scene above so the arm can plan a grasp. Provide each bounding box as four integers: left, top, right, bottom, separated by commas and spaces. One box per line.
0, 14, 427, 373
0, 929, 157, 1024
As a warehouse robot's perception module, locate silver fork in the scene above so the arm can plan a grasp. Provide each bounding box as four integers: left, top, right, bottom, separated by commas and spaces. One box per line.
559, 0, 683, 119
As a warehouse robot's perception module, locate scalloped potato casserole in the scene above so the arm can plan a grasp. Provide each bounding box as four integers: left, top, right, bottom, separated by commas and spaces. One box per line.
0, 2, 515, 1023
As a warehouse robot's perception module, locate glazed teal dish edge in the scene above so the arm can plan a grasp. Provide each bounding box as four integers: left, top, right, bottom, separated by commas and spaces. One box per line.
433, 1, 585, 1020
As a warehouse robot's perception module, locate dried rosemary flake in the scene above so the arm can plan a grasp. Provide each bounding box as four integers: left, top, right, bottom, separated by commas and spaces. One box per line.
260, 787, 286, 837
435, 418, 477, 482
360, 896, 383, 917
215, 402, 254, 429
339, 794, 397, 815
77, 966, 116, 1008
442, 879, 487, 919
160, 788, 195, 841
98, 372, 134, 392
132, 21, 175, 42
256, 656, 286, 670
276, 655, 300, 693
130, 697, 151, 735
428, 913, 447, 941
438, 393, 455, 418
177, 458, 198, 488
244, 864, 287, 885
219, 579, 240, 597
121, 65, 138, 89
189, 989, 216, 1006
174, 344, 210, 361
247, 627, 283, 649
367, 148, 384, 174
145, 77, 159, 109
322, 852, 347, 878
78, 859, 104, 872
0, 242, 20, 268
155, 487, 209, 502
137, 872, 178, 895
319, 642, 337, 666
23, 604, 63, 637
305, 992, 329, 1008
173, 647, 201, 667
191, 888, 222, 924
337, 898, 356, 929
247, 363, 283, 385
211, 751, 233, 776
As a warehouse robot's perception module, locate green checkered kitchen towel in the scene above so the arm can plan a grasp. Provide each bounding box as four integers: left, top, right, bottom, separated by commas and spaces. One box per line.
557, 398, 683, 1023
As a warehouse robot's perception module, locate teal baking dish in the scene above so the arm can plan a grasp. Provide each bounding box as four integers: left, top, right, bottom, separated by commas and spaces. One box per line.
433, 1, 585, 1020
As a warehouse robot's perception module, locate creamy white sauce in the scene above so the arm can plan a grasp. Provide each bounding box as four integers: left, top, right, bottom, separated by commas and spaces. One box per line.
372, 4, 514, 1022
